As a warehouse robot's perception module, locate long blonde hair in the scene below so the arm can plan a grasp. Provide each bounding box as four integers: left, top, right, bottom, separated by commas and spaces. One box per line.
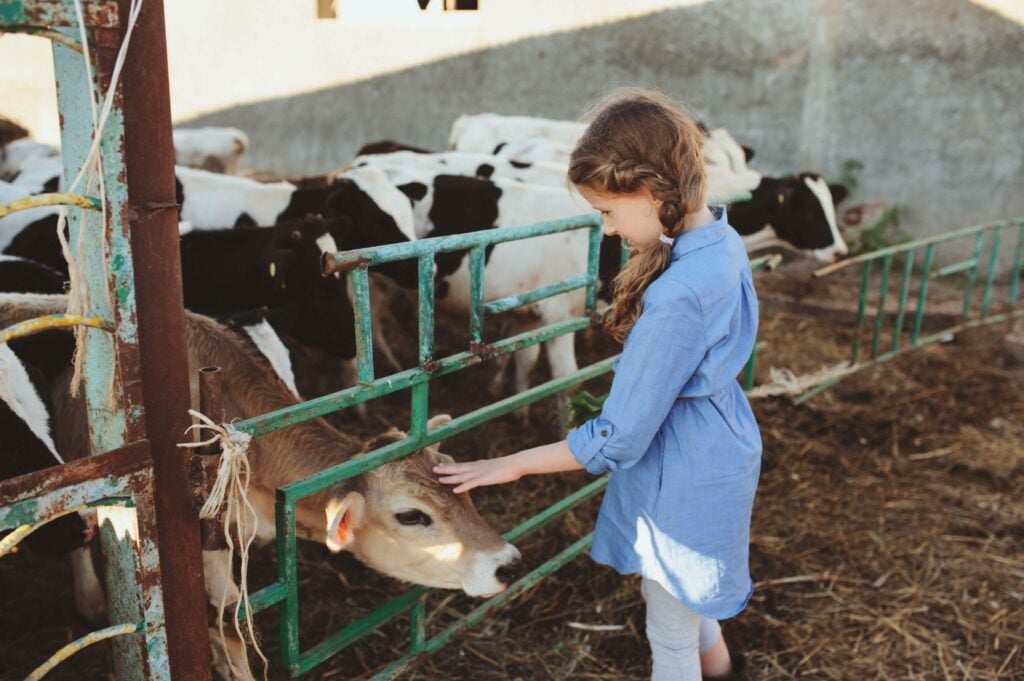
569, 87, 707, 342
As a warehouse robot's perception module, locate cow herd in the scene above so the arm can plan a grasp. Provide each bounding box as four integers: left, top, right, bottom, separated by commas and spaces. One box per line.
0, 113, 851, 680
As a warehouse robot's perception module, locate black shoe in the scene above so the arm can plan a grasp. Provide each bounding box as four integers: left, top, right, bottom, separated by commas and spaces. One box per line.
703, 650, 749, 681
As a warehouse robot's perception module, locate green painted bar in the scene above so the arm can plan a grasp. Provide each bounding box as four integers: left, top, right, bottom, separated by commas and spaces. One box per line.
483, 274, 590, 316
282, 475, 609, 671
980, 224, 1002, 318
410, 383, 429, 439
327, 215, 601, 271
585, 223, 603, 314
1011, 222, 1024, 307
911, 245, 935, 345
238, 582, 287, 619
235, 317, 592, 437
469, 246, 486, 343
742, 341, 766, 392
960, 231, 985, 319
870, 254, 892, 359
418, 254, 435, 364
368, 533, 595, 681
277, 494, 301, 674
279, 356, 617, 503
410, 598, 426, 653
934, 258, 978, 278
891, 251, 914, 354
350, 266, 374, 385
850, 261, 873, 364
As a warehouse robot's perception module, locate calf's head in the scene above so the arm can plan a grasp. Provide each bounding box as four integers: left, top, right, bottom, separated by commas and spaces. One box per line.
324, 415, 521, 597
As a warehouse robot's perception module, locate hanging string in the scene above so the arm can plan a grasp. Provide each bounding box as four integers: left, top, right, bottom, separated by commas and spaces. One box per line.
178, 410, 269, 680
745, 361, 860, 399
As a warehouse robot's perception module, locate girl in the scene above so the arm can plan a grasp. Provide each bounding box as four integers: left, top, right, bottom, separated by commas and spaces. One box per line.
434, 87, 760, 681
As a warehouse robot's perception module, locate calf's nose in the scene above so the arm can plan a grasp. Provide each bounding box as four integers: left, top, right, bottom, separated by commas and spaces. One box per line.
495, 558, 521, 587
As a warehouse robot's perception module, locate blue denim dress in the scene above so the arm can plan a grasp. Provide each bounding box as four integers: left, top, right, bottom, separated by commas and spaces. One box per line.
567, 206, 762, 620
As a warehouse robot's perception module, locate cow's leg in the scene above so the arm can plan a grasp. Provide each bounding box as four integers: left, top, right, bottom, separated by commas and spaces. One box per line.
340, 358, 369, 421
204, 549, 256, 681
543, 331, 579, 434
368, 278, 404, 373
71, 544, 107, 625
512, 342, 542, 423
487, 352, 513, 397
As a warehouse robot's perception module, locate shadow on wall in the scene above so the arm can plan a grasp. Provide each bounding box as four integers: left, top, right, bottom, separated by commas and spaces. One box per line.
184, 0, 1024, 245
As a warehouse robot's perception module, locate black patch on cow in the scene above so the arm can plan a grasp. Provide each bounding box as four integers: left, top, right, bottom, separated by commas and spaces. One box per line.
475, 163, 495, 179
509, 160, 532, 169
233, 212, 258, 228
3, 215, 66, 275
175, 177, 184, 218
276, 183, 335, 223
180, 216, 358, 359
492, 142, 507, 155
42, 175, 60, 194
324, 178, 419, 289
729, 174, 845, 252
397, 182, 429, 203
356, 140, 434, 156
742, 146, 755, 163
0, 256, 65, 294
422, 175, 502, 293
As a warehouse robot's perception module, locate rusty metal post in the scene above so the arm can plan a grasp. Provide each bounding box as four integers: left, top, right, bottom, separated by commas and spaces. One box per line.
118, 0, 213, 677
197, 366, 228, 551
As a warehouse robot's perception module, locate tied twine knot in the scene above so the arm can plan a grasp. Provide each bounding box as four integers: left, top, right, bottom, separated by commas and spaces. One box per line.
178, 409, 268, 679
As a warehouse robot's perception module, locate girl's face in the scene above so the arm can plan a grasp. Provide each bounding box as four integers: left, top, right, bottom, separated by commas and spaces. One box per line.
577, 185, 666, 252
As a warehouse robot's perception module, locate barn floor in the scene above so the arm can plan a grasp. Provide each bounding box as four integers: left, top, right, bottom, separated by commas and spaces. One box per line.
1, 265, 1022, 681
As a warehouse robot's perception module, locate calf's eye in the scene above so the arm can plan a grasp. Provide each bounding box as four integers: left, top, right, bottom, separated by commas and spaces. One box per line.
395, 510, 432, 527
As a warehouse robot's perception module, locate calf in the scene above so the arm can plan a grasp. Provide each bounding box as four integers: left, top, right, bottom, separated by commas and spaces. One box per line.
353, 149, 569, 189
449, 113, 587, 153
1, 293, 521, 681
173, 127, 249, 175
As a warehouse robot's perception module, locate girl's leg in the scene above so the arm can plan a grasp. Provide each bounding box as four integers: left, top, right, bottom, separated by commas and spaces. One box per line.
698, 618, 732, 677
640, 577, 702, 681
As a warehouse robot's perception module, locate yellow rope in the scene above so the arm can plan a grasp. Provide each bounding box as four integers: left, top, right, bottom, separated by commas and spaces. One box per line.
25, 622, 142, 681
0, 315, 112, 345
0, 525, 32, 557
0, 193, 101, 218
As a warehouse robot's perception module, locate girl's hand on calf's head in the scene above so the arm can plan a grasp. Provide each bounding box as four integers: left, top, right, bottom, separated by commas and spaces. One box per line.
433, 457, 523, 494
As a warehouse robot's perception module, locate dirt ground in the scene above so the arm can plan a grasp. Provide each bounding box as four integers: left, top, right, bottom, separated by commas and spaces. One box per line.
2, 264, 1022, 681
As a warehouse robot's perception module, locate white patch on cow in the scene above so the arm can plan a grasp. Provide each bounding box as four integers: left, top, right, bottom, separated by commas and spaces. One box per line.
464, 543, 522, 597
343, 166, 417, 242
0, 343, 62, 463
355, 150, 569, 189
178, 220, 194, 235
0, 179, 61, 251
704, 128, 762, 199
803, 175, 848, 262
175, 166, 296, 229
449, 113, 586, 153
10, 155, 63, 194
739, 224, 788, 253
316, 233, 342, 279
0, 139, 59, 182
173, 127, 249, 175
242, 321, 299, 398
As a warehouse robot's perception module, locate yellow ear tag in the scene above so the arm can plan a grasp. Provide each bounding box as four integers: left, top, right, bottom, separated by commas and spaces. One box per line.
269, 262, 277, 278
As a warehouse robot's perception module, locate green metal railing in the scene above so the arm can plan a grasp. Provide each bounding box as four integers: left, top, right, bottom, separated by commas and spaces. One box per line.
223, 190, 766, 677
796, 219, 1024, 403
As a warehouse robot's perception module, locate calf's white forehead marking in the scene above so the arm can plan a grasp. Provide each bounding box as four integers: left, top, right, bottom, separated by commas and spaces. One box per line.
346, 167, 418, 242
803, 175, 847, 255
0, 344, 63, 463
424, 542, 464, 562
242, 321, 299, 398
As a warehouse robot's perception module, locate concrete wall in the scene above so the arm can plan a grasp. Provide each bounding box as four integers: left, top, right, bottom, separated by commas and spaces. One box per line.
3, 0, 1022, 256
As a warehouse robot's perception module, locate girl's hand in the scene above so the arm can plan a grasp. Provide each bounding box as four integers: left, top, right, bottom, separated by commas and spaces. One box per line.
433, 456, 523, 494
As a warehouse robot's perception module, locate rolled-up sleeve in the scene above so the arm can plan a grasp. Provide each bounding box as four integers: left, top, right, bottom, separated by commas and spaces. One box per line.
567, 281, 706, 474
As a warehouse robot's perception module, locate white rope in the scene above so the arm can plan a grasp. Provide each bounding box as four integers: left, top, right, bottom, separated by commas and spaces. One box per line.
63, 0, 144, 398
746, 361, 860, 399
178, 410, 269, 680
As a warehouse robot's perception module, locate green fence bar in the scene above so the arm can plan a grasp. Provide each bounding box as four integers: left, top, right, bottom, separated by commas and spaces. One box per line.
910, 244, 935, 345
585, 223, 603, 314
418, 254, 435, 364
277, 489, 302, 673
1011, 222, 1024, 307
469, 246, 486, 343
959, 231, 986, 318
891, 251, 915, 354
350, 265, 374, 385
484, 274, 590, 316
849, 260, 873, 364
980, 225, 1002, 318
870, 254, 892, 359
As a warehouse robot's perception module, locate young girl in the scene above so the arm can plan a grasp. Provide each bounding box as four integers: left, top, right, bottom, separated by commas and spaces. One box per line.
434, 87, 760, 681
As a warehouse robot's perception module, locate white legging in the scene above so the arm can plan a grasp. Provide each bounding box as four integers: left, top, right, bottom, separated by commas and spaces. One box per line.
641, 577, 722, 681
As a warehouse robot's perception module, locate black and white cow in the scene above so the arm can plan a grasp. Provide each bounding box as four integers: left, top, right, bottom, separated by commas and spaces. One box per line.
0, 329, 97, 555
0, 255, 65, 294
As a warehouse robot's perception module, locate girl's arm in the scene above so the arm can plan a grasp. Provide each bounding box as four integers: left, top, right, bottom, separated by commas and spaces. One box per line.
434, 440, 582, 493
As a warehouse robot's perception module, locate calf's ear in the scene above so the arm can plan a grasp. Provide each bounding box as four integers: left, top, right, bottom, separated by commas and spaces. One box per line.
325, 492, 365, 553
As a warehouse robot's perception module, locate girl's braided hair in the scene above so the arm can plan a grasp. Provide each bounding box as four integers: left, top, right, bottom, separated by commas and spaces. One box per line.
568, 87, 708, 342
